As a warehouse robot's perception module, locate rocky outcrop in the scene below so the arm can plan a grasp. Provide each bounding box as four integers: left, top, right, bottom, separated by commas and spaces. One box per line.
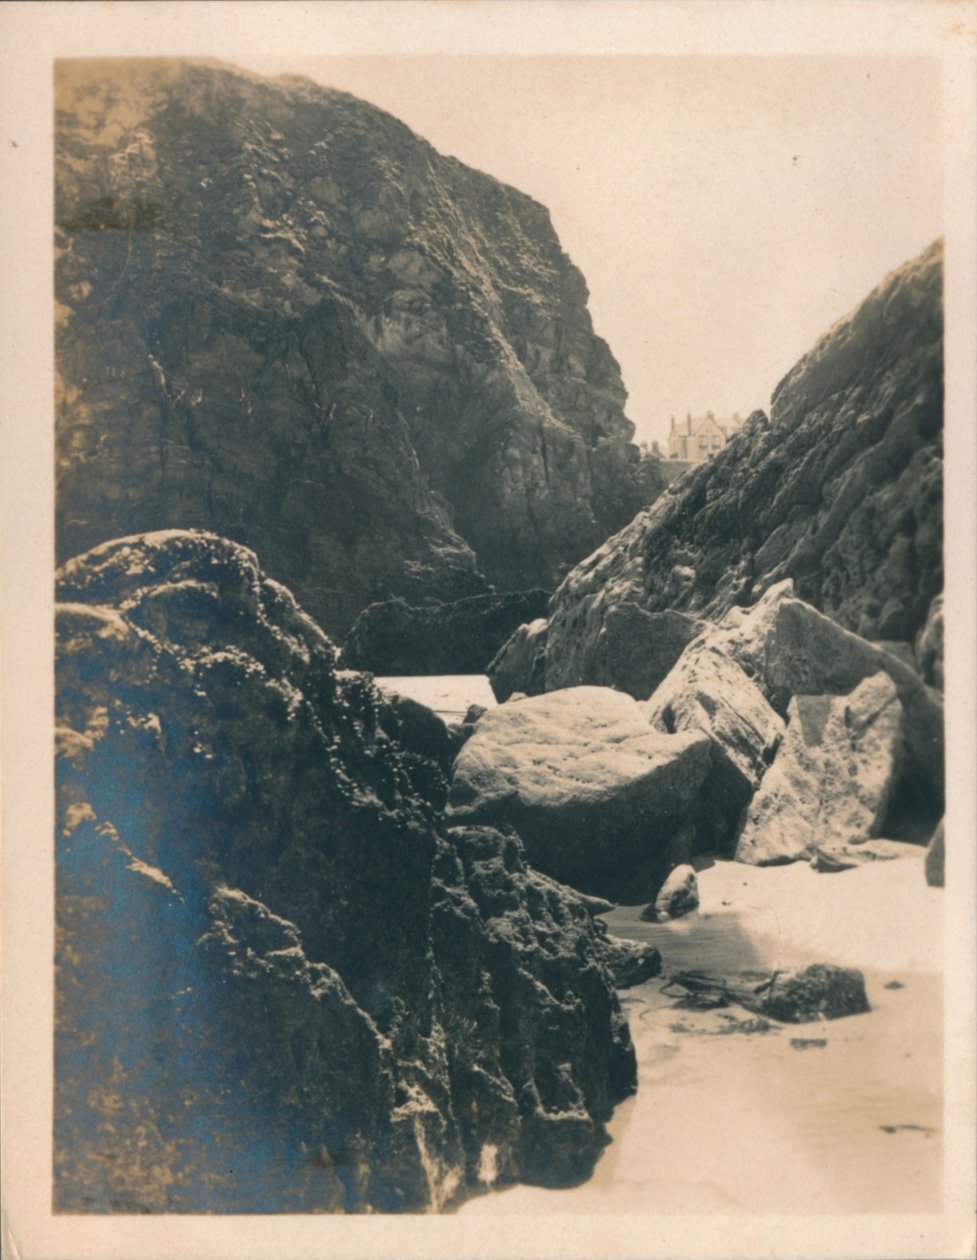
342, 590, 549, 675
734, 673, 904, 866
56, 58, 660, 636
541, 241, 943, 685
447, 686, 712, 899
55, 531, 635, 1213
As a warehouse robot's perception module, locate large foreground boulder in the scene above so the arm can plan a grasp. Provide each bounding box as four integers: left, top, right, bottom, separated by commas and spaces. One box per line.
342, 590, 549, 675
734, 673, 904, 865
55, 531, 635, 1213
447, 686, 712, 899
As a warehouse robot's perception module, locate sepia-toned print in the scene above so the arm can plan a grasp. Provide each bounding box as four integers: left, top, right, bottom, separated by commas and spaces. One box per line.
2, 6, 974, 1259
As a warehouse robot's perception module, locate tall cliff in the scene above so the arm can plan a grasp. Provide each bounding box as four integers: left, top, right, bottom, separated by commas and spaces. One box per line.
55, 58, 654, 634
542, 241, 944, 691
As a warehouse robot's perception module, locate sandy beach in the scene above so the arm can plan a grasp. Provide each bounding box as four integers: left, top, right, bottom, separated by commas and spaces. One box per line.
379, 673, 944, 1219
458, 854, 942, 1216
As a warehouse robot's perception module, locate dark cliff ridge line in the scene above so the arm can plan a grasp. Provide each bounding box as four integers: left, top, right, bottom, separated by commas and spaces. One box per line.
539, 239, 943, 696
54, 529, 636, 1214
55, 57, 663, 636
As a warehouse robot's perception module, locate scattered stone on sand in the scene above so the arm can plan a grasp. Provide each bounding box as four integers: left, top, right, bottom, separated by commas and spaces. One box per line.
924, 818, 944, 888
734, 672, 904, 866
810, 838, 926, 873
447, 686, 712, 897
790, 1038, 828, 1051
641, 864, 699, 922
664, 964, 870, 1024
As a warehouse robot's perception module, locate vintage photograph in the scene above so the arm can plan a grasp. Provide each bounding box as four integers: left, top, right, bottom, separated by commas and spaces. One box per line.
2, 3, 975, 1258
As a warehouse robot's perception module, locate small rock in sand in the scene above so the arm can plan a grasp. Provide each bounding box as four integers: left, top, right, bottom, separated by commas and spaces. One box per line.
641, 864, 699, 922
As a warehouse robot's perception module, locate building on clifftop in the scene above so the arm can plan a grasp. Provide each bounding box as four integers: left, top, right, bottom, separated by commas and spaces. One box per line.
667, 410, 743, 463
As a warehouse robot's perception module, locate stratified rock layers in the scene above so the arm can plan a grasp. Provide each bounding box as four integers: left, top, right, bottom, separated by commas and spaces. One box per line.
56, 58, 658, 635
55, 531, 635, 1213
543, 242, 943, 681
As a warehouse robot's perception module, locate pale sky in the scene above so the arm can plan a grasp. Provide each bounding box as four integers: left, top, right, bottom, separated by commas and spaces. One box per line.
240, 54, 942, 447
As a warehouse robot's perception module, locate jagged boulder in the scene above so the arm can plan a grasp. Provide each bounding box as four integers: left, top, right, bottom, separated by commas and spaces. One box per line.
711, 581, 944, 815
487, 618, 549, 703
56, 59, 659, 635
342, 590, 549, 676
644, 639, 785, 850
734, 673, 904, 866
447, 686, 712, 899
542, 242, 943, 691
54, 531, 635, 1213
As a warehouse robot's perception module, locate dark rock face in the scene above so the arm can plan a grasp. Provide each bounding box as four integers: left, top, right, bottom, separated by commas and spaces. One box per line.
55, 530, 635, 1213
925, 819, 945, 888
487, 617, 549, 703
56, 58, 659, 636
342, 590, 549, 675
543, 242, 943, 683
544, 602, 704, 700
